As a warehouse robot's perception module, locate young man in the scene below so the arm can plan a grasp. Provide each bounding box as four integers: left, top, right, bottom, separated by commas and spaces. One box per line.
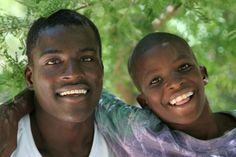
6, 9, 114, 157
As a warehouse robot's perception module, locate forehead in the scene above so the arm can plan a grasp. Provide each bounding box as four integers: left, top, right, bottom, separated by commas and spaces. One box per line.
132, 41, 196, 78
29, 25, 99, 60
137, 41, 194, 62
36, 25, 98, 47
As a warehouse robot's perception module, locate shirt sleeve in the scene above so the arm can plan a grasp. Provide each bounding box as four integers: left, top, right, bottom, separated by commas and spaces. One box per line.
95, 89, 163, 156
96, 89, 141, 135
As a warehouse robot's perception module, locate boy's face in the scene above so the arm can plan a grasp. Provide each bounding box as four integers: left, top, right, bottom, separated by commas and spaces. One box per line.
25, 25, 103, 122
135, 41, 208, 125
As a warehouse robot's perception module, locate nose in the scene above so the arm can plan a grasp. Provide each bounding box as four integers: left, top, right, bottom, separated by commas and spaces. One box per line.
61, 59, 84, 81
165, 73, 184, 90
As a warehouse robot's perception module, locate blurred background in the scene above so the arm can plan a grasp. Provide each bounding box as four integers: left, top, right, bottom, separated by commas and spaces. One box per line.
0, 0, 235, 111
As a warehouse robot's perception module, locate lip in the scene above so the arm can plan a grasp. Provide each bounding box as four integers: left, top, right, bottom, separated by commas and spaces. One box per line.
168, 89, 195, 107
56, 84, 90, 98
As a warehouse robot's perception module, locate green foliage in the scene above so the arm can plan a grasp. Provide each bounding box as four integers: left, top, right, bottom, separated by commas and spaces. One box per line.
0, 0, 235, 111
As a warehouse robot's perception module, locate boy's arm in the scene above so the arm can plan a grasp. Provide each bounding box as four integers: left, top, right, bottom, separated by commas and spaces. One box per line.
97, 90, 140, 128
96, 90, 162, 156
97, 90, 158, 128
96, 90, 155, 137
0, 89, 34, 157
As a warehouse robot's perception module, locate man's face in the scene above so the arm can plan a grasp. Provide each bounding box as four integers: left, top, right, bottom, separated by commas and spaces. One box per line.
134, 41, 207, 125
25, 25, 103, 122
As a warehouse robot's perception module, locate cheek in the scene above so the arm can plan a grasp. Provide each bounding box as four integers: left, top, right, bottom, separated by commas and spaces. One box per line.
144, 88, 168, 113
89, 65, 103, 83
145, 91, 162, 109
94, 72, 103, 93
32, 69, 55, 91
32, 72, 57, 109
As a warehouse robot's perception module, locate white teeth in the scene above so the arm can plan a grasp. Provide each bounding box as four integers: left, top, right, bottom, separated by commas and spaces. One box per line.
59, 89, 87, 96
170, 91, 193, 105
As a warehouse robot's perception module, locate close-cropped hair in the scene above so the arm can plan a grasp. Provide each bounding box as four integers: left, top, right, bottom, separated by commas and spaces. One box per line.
26, 9, 102, 63
128, 32, 196, 76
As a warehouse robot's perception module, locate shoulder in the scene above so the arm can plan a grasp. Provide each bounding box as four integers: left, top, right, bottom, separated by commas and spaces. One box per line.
89, 123, 115, 157
225, 110, 236, 118
98, 89, 160, 121
98, 89, 141, 115
215, 110, 236, 134
17, 114, 30, 135
218, 110, 236, 121
96, 89, 162, 129
12, 114, 41, 157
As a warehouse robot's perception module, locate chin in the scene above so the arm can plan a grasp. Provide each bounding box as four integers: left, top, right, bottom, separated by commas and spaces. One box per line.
59, 111, 95, 123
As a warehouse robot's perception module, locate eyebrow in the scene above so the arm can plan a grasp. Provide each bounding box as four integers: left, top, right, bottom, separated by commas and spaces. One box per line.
174, 53, 192, 62
38, 46, 98, 59
39, 48, 62, 57
143, 53, 191, 76
144, 67, 161, 78
79, 47, 97, 53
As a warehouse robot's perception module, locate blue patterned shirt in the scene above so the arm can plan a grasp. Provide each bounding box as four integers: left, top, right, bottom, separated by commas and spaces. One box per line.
96, 90, 236, 157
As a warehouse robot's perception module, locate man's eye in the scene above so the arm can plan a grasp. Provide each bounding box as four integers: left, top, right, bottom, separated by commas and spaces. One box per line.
178, 64, 192, 72
150, 77, 163, 86
80, 57, 93, 62
46, 59, 61, 65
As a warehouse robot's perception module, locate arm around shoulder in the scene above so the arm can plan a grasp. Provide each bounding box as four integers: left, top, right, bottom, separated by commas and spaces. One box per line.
0, 89, 34, 157
96, 89, 160, 131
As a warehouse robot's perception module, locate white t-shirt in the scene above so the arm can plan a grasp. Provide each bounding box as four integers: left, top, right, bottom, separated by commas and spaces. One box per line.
11, 114, 113, 157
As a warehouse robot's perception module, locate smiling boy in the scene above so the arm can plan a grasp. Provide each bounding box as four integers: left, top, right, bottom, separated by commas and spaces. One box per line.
10, 9, 114, 157
97, 32, 236, 156
127, 32, 235, 138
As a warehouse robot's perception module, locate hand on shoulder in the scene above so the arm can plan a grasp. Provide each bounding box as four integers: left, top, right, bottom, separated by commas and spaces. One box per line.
0, 89, 34, 157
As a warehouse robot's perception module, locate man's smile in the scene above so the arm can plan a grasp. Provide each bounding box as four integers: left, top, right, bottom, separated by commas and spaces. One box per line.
56, 84, 90, 98
58, 89, 88, 96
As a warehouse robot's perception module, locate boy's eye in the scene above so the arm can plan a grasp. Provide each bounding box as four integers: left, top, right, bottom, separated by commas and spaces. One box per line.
80, 56, 94, 62
178, 64, 192, 72
46, 59, 61, 65
150, 77, 163, 86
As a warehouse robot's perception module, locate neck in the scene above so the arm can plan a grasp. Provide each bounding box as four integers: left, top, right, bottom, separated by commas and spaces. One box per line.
30, 109, 95, 157
169, 103, 221, 140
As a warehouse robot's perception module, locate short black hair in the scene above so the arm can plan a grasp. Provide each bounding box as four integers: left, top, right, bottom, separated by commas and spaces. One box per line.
128, 32, 197, 88
26, 9, 102, 63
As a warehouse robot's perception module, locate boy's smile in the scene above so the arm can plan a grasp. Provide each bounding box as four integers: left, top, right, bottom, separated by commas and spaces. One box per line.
134, 41, 208, 125
25, 25, 103, 122
169, 91, 194, 106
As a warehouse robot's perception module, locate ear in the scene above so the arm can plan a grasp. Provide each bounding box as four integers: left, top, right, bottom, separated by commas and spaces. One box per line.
200, 65, 208, 85
24, 65, 34, 90
137, 94, 149, 109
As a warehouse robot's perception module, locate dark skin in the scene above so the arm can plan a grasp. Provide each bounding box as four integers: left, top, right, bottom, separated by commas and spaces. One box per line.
1, 34, 236, 156
22, 25, 103, 157
133, 40, 236, 140
0, 90, 33, 157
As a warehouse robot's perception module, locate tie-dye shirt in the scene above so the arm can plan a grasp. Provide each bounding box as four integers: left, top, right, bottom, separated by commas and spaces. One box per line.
96, 90, 236, 157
